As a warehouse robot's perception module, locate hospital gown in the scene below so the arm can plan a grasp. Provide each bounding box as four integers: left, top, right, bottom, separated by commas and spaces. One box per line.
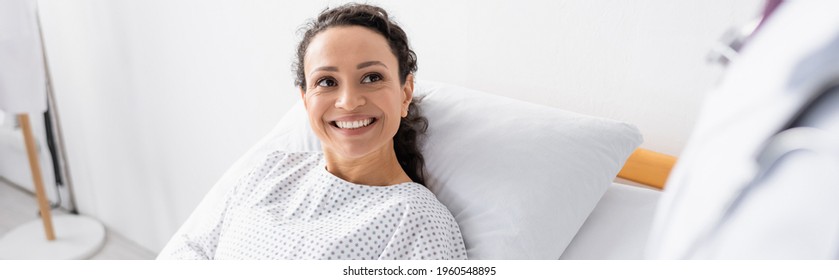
157, 151, 467, 260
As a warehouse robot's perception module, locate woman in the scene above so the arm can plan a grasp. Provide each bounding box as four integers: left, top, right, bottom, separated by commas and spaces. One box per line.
158, 3, 466, 260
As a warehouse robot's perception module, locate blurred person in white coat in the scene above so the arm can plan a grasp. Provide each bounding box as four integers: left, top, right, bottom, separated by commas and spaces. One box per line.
647, 0, 839, 259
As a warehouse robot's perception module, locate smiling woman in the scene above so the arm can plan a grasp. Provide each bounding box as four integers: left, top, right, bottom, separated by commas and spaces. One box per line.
157, 3, 466, 260
300, 25, 414, 186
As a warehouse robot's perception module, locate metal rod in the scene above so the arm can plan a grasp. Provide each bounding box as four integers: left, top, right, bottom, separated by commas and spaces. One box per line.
38, 5, 79, 213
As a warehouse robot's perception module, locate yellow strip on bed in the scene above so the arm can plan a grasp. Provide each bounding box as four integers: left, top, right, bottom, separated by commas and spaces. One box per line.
617, 148, 677, 190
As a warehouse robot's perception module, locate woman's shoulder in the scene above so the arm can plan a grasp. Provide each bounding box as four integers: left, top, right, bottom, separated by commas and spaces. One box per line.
388, 183, 456, 221
380, 184, 467, 260
388, 182, 435, 201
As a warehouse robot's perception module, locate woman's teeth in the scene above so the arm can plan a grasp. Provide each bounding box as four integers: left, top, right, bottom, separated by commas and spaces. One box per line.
335, 118, 374, 129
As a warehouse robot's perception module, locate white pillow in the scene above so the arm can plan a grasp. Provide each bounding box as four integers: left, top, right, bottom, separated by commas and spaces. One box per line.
223, 80, 641, 259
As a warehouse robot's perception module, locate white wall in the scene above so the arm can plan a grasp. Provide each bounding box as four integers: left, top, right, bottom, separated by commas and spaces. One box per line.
396, 0, 763, 155
37, 0, 762, 253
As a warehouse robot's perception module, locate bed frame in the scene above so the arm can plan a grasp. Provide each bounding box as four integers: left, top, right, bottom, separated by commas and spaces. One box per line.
616, 148, 676, 190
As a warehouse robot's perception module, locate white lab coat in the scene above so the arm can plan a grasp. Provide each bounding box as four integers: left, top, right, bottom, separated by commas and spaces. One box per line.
647, 1, 839, 259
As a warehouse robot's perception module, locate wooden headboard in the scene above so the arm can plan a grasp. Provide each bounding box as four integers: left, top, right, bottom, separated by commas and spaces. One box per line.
616, 148, 677, 190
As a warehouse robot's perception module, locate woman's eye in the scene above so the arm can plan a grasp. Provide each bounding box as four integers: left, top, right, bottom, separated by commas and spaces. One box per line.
361, 74, 382, 84
316, 78, 337, 87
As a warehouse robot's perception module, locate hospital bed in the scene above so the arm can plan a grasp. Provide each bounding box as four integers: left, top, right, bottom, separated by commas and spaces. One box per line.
561, 150, 672, 259
209, 79, 675, 259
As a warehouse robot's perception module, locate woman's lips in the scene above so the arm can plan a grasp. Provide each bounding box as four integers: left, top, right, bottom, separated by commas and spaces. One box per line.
329, 117, 378, 136
333, 118, 376, 129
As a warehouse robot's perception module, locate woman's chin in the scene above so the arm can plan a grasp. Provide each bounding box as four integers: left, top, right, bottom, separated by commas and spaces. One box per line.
325, 140, 394, 161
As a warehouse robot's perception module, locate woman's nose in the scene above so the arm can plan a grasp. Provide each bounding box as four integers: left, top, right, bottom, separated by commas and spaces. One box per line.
334, 87, 366, 111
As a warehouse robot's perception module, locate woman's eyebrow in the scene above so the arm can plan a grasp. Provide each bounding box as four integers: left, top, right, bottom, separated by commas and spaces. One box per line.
310, 62, 385, 75
310, 66, 338, 75
357, 61, 387, 69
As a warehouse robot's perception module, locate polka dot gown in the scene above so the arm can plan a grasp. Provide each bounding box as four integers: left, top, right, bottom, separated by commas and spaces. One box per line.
158, 151, 467, 260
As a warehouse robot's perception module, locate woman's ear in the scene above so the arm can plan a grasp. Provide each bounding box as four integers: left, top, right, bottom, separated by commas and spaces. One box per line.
401, 74, 414, 117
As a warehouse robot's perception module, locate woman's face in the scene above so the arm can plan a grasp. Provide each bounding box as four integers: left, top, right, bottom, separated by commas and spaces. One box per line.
301, 26, 413, 160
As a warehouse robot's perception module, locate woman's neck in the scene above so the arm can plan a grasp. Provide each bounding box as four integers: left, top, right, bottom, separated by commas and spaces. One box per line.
323, 145, 412, 186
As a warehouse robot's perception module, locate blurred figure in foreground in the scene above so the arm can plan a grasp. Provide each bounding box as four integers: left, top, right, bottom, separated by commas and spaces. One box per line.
647, 0, 839, 259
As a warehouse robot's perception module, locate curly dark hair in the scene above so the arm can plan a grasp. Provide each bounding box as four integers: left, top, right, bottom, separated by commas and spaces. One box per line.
293, 3, 428, 185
